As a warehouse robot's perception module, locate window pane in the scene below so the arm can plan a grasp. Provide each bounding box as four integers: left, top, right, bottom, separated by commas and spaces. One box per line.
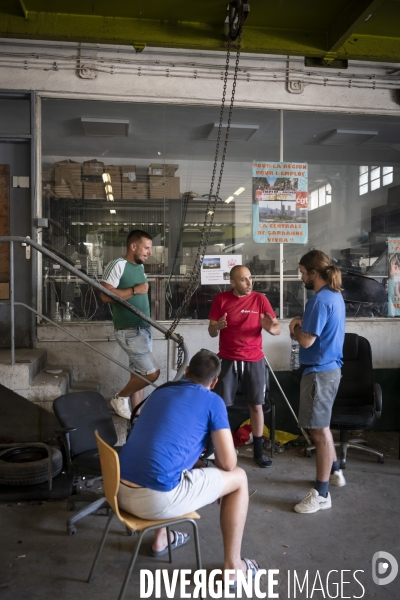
371, 177, 380, 191
319, 186, 326, 206
310, 190, 318, 210
359, 172, 368, 185
383, 173, 393, 186
359, 183, 368, 195
359, 166, 368, 175
370, 166, 380, 181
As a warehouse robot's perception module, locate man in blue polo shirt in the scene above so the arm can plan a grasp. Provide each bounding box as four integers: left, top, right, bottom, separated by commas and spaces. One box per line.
117, 349, 260, 585
289, 250, 346, 514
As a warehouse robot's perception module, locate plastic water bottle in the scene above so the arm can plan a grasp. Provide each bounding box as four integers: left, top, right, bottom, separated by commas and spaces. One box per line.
290, 340, 300, 370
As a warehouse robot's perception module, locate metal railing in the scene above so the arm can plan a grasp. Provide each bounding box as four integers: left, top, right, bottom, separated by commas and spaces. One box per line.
0, 236, 189, 385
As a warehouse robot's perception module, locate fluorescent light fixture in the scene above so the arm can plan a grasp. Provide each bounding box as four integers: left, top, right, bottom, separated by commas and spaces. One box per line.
319, 129, 378, 146
207, 210, 214, 215
234, 187, 245, 196
105, 184, 113, 194
102, 173, 111, 183
106, 193, 114, 202
224, 196, 234, 203
223, 243, 245, 252
81, 117, 129, 137
110, 209, 116, 214
207, 123, 259, 142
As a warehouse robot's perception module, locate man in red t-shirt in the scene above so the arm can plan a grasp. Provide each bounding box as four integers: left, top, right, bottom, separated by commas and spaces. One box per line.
208, 265, 281, 467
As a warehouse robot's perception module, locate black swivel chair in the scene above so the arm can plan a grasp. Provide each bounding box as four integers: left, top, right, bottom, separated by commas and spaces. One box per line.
227, 364, 276, 457
306, 333, 384, 468
53, 391, 120, 535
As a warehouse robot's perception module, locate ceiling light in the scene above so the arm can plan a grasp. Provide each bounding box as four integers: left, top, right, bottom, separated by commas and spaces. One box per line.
106, 193, 114, 201
207, 210, 214, 215
81, 118, 129, 137
207, 123, 259, 142
110, 209, 116, 214
105, 184, 113, 194
234, 187, 245, 196
319, 129, 378, 146
102, 173, 111, 183
224, 196, 234, 203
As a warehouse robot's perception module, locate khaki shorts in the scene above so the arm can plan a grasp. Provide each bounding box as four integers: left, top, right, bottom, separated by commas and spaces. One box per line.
117, 467, 223, 520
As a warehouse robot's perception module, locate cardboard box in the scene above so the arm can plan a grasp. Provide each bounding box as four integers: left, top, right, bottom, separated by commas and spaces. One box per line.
149, 176, 180, 199
111, 183, 122, 200
54, 160, 82, 198
82, 160, 104, 176
84, 182, 106, 199
121, 165, 137, 183
122, 182, 149, 200
0, 282, 10, 300
104, 165, 122, 185
148, 163, 179, 177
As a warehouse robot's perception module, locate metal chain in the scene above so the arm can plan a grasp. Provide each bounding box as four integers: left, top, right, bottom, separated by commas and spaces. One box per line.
167, 15, 245, 368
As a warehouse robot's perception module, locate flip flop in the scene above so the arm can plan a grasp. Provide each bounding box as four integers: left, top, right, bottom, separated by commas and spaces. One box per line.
150, 531, 190, 557
229, 558, 261, 589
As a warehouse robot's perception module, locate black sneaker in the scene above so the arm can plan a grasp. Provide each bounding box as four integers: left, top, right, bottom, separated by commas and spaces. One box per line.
254, 454, 272, 468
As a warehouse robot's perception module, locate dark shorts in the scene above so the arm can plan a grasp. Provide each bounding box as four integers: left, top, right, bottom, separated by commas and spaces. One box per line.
298, 369, 341, 429
214, 357, 266, 407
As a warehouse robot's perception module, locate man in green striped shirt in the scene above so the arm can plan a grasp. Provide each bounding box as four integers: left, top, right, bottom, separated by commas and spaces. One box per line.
101, 230, 160, 419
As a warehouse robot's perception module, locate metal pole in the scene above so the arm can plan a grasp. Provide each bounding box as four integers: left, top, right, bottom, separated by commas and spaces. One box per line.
279, 109, 284, 320
264, 354, 312, 446
10, 241, 15, 365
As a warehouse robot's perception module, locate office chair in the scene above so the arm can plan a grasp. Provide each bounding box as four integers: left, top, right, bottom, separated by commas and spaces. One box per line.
88, 431, 202, 600
53, 391, 119, 534
227, 364, 276, 457
306, 333, 384, 468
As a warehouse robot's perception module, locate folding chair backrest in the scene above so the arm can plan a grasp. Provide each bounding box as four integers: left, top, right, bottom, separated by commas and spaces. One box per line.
95, 430, 121, 518
54, 392, 118, 457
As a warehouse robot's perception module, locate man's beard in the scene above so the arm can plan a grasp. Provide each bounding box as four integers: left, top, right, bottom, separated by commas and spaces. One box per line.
133, 252, 144, 265
304, 281, 314, 290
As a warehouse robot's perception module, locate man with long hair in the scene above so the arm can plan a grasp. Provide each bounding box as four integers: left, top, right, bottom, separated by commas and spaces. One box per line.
289, 250, 345, 513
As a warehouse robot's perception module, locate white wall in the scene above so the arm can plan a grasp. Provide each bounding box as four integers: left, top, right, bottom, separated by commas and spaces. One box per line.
37, 318, 400, 400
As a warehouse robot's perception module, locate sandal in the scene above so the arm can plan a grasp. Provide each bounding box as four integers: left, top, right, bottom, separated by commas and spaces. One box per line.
229, 558, 261, 589
150, 530, 190, 557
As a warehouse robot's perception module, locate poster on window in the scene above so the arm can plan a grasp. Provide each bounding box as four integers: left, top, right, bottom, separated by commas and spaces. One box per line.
252, 161, 308, 244
200, 255, 242, 285
388, 237, 400, 316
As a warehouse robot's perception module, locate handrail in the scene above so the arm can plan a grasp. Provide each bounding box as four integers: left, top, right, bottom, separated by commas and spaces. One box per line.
0, 236, 189, 381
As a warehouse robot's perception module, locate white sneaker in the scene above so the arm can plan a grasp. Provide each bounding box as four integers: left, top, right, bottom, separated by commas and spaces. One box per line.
329, 469, 346, 487
110, 396, 132, 419
294, 489, 332, 514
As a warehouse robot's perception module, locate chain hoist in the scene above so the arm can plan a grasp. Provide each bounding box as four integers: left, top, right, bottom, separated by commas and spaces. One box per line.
167, 4, 249, 369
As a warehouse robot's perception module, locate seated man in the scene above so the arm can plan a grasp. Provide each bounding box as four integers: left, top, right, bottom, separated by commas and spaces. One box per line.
117, 349, 260, 584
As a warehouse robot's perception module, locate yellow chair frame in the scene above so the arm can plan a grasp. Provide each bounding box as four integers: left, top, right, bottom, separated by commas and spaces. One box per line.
88, 431, 202, 600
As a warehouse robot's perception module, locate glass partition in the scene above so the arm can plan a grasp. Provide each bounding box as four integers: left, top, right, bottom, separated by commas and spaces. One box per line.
40, 99, 400, 322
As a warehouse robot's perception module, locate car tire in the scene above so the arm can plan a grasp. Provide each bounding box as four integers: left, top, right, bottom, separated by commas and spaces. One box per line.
0, 446, 63, 486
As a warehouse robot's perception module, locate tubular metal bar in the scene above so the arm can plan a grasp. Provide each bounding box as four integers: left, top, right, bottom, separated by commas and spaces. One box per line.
263, 355, 312, 446
14, 302, 157, 388
10, 241, 15, 366
0, 236, 190, 380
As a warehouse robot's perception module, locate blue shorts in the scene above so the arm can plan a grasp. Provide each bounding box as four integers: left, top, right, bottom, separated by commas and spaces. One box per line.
114, 327, 159, 376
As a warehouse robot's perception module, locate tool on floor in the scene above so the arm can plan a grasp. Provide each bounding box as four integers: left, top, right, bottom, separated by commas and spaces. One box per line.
263, 355, 312, 446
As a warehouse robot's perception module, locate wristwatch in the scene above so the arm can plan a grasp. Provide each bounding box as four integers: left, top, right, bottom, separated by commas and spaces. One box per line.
132, 286, 135, 295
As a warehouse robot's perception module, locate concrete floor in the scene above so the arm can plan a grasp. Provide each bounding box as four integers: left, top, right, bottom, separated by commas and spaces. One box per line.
1, 431, 399, 600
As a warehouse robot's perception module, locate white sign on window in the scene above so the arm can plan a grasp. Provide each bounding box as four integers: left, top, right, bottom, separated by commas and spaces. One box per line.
200, 255, 243, 285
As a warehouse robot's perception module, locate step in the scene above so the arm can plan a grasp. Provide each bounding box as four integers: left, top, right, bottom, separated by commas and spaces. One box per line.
19, 368, 71, 407
0, 348, 47, 388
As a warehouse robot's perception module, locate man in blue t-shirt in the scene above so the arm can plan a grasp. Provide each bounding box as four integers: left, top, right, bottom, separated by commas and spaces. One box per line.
117, 349, 260, 585
289, 250, 346, 515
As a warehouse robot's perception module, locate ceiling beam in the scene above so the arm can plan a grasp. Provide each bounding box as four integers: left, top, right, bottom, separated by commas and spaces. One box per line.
325, 0, 386, 60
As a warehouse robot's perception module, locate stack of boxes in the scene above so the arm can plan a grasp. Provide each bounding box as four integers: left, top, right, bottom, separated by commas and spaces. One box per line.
82, 160, 106, 199
149, 163, 180, 199
52, 160, 180, 200
55, 160, 82, 199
